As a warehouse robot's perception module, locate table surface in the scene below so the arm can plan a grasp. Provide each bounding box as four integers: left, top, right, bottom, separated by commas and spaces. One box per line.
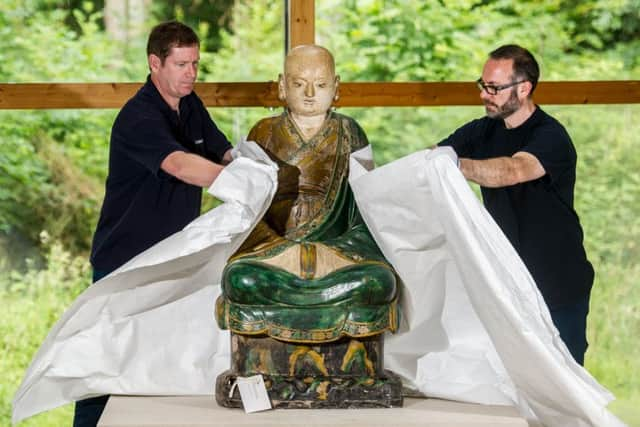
98, 395, 541, 427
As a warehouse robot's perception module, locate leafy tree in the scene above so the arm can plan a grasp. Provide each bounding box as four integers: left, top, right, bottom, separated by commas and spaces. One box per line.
201, 0, 286, 143
562, 0, 640, 50
25, 0, 234, 54
151, 0, 235, 53
0, 2, 120, 258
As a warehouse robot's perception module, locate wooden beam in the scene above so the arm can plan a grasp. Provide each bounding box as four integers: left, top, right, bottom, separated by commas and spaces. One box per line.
0, 83, 140, 110
335, 81, 640, 107
534, 81, 640, 105
288, 0, 315, 49
0, 81, 639, 110
0, 82, 279, 110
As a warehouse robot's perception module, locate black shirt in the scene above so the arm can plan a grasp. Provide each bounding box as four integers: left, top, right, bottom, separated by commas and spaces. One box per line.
90, 77, 232, 273
439, 107, 593, 308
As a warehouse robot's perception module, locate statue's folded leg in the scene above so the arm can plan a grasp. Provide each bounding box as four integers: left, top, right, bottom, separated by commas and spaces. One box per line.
222, 260, 397, 306
217, 259, 399, 341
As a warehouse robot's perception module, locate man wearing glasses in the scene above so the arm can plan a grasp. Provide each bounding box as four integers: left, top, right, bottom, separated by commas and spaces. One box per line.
432, 44, 594, 366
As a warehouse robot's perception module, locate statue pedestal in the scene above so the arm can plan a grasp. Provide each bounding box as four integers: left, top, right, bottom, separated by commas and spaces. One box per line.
215, 333, 403, 409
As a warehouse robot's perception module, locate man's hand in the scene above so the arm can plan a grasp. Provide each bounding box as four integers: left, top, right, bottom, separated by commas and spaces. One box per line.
222, 147, 234, 164
426, 146, 459, 168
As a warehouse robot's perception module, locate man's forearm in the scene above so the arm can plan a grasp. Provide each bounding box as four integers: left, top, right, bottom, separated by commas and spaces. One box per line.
161, 151, 224, 187
459, 157, 522, 188
459, 151, 546, 188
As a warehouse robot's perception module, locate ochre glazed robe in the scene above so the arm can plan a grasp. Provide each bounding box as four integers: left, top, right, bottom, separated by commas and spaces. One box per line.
216, 111, 399, 342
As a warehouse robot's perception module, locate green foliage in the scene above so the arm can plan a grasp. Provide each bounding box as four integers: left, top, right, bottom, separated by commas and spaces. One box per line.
0, 2, 123, 81
557, 105, 640, 269
0, 111, 110, 257
1, 235, 90, 426
206, 0, 283, 82
562, 0, 640, 51
0, 2, 119, 258
561, 105, 640, 423
317, 0, 640, 81
559, 105, 640, 415
319, 1, 488, 81
150, 0, 235, 54
200, 1, 286, 144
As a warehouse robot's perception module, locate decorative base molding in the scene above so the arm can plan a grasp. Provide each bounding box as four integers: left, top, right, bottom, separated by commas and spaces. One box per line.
216, 369, 403, 409
215, 333, 403, 409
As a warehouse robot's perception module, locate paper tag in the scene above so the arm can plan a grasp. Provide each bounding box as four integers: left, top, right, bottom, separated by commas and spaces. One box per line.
231, 375, 272, 413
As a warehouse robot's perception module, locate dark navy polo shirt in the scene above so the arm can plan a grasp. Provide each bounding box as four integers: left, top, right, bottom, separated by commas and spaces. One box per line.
439, 107, 593, 308
90, 76, 232, 273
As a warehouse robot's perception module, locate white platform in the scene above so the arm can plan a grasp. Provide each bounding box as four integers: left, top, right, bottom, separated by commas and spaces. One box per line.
98, 395, 540, 426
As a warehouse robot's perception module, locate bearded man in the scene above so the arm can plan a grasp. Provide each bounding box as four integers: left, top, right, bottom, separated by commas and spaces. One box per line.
431, 44, 594, 366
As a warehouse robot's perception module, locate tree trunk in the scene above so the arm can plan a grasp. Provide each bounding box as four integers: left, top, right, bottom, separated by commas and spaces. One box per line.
104, 0, 150, 43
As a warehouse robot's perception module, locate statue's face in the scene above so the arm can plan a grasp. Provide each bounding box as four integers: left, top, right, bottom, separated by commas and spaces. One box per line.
283, 51, 337, 117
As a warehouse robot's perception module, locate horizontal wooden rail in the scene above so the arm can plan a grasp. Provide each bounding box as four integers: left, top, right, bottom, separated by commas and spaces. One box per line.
0, 81, 638, 109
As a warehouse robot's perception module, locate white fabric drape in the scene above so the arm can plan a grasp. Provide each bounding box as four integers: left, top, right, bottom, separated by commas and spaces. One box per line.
12, 140, 278, 423
12, 144, 625, 427
350, 150, 624, 427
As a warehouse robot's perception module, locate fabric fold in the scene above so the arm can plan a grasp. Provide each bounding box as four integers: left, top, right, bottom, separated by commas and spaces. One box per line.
350, 149, 624, 427
12, 144, 625, 427
12, 140, 278, 424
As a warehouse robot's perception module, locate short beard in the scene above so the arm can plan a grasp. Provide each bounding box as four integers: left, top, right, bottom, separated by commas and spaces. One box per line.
484, 88, 521, 120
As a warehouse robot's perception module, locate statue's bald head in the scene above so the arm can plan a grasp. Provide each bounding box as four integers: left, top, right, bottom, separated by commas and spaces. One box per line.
279, 45, 339, 118
285, 45, 336, 78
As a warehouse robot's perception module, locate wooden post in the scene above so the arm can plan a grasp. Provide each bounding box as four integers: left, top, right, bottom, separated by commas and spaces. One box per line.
287, 0, 315, 50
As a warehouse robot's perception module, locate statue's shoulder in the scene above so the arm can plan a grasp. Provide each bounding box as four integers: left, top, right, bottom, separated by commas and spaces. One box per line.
249, 115, 279, 133
333, 112, 369, 152
247, 113, 285, 144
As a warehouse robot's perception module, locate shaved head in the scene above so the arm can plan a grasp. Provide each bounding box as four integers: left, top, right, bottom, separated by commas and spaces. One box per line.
285, 45, 336, 77
279, 45, 339, 119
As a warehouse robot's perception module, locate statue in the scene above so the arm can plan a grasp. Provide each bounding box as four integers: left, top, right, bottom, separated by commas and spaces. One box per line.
215, 45, 402, 409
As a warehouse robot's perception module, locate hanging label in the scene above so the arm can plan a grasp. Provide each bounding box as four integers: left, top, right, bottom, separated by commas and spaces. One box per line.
230, 375, 272, 413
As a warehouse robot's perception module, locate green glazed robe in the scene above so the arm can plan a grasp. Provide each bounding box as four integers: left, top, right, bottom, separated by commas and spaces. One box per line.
216, 111, 399, 343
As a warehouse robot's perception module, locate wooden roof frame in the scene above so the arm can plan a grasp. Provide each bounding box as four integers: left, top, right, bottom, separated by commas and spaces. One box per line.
0, 0, 638, 110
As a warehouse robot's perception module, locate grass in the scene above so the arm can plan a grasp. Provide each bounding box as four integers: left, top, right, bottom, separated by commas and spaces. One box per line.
609, 399, 640, 427
1, 241, 89, 426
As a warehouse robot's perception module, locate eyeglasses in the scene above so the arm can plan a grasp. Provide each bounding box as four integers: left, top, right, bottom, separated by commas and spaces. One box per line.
476, 78, 526, 95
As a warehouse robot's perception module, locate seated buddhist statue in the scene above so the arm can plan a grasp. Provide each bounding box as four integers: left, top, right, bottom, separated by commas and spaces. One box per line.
216, 45, 398, 343
215, 46, 402, 408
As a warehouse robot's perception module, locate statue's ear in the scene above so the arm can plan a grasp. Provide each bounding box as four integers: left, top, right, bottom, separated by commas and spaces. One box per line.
278, 73, 286, 101
334, 75, 340, 101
